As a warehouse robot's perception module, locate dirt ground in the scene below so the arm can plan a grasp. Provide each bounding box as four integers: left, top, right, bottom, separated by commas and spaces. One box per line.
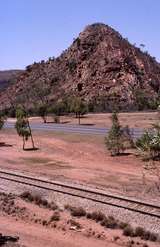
0, 128, 159, 201
25, 111, 159, 128
0, 192, 158, 247
1, 112, 160, 246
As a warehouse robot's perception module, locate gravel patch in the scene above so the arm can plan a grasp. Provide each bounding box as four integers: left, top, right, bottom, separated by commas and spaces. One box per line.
0, 178, 160, 234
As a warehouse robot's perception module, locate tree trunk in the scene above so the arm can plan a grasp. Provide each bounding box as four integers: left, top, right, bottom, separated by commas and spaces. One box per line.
27, 119, 35, 149
42, 116, 47, 123
22, 136, 25, 150
78, 112, 81, 125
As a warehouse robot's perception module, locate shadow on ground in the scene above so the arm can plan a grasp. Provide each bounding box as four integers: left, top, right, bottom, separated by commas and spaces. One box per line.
24, 147, 39, 151
0, 142, 13, 147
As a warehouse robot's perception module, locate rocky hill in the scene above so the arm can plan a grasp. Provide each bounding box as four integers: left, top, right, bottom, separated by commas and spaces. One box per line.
1, 23, 160, 111
0, 70, 22, 90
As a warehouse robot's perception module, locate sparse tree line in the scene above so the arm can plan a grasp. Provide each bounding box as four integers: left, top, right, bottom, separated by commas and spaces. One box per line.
0, 79, 88, 150
36, 96, 88, 125
1, 76, 89, 127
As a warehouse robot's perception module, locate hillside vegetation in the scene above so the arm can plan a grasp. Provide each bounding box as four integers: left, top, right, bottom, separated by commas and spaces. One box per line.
1, 23, 160, 111
0, 70, 22, 90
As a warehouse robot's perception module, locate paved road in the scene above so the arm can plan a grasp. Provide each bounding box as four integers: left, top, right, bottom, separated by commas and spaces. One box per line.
4, 121, 144, 138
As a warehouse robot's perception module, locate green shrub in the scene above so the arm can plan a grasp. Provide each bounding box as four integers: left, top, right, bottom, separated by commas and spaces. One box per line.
123, 225, 135, 237
100, 216, 118, 229
105, 112, 133, 156
86, 212, 92, 219
70, 206, 86, 217
136, 125, 160, 161
105, 112, 124, 156
90, 211, 106, 222
20, 191, 34, 202
119, 221, 129, 229
64, 204, 72, 210
34, 195, 42, 205
135, 226, 145, 237
41, 199, 48, 207
105, 216, 118, 229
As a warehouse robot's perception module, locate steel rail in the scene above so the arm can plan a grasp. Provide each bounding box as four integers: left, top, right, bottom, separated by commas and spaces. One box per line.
0, 170, 159, 219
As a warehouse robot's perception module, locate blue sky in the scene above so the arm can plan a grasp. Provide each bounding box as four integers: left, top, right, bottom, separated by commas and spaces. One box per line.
1, 0, 160, 70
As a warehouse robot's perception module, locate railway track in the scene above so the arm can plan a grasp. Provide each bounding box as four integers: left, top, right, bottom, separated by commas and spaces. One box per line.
0, 169, 160, 219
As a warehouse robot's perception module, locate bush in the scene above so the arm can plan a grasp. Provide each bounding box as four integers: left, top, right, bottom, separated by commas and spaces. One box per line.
49, 201, 58, 210
100, 219, 108, 226
133, 89, 149, 111
50, 211, 60, 221
105, 112, 124, 156
64, 204, 72, 210
54, 115, 60, 123
105, 112, 133, 156
149, 232, 158, 242
100, 216, 118, 229
90, 211, 106, 222
69, 206, 86, 217
86, 212, 92, 219
34, 195, 42, 205
20, 191, 34, 202
136, 126, 160, 161
105, 216, 118, 229
119, 222, 129, 229
37, 104, 48, 123
123, 225, 135, 237
69, 96, 88, 124
68, 59, 77, 73
41, 199, 48, 207
135, 226, 145, 237
142, 231, 150, 240
21, 192, 54, 209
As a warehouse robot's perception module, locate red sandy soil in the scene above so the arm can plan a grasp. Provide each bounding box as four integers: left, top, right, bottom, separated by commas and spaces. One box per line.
0, 193, 158, 247
7, 111, 159, 128
0, 128, 159, 200
25, 111, 159, 128
1, 113, 160, 247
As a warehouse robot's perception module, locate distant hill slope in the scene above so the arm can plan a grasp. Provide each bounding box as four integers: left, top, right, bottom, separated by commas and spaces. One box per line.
0, 70, 23, 90
1, 23, 160, 111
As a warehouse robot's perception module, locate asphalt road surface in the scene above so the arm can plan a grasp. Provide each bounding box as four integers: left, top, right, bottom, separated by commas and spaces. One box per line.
4, 122, 144, 138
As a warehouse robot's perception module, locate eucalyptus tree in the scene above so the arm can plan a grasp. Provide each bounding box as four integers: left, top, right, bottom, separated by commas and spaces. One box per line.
15, 107, 36, 150
69, 97, 88, 125
136, 124, 160, 189
105, 111, 134, 156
